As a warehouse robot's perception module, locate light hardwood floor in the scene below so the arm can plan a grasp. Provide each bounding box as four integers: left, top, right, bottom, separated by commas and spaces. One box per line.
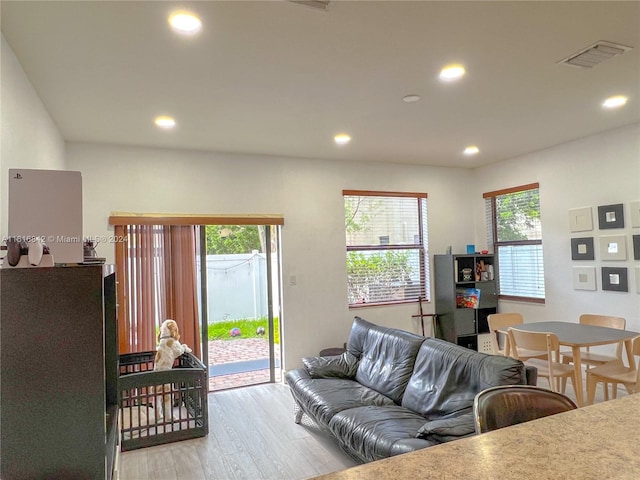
118, 383, 359, 480
119, 377, 625, 480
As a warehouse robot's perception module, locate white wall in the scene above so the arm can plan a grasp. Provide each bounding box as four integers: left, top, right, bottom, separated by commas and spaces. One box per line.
5, 34, 639, 370
0, 35, 66, 238
65, 142, 475, 369
474, 124, 640, 332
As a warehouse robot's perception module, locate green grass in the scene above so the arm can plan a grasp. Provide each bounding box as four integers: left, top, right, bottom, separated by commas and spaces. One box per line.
207, 317, 280, 343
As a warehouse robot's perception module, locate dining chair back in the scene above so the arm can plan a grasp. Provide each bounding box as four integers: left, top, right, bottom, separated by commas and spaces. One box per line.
586, 335, 640, 404
508, 327, 578, 395
487, 313, 523, 355
473, 385, 577, 433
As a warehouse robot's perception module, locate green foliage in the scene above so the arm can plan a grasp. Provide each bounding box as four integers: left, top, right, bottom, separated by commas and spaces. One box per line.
208, 317, 280, 344
344, 196, 381, 236
205, 225, 262, 254
496, 190, 541, 241
347, 250, 413, 303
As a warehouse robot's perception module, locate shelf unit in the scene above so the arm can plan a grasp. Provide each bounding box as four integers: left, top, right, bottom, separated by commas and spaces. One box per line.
0, 265, 118, 480
434, 254, 498, 351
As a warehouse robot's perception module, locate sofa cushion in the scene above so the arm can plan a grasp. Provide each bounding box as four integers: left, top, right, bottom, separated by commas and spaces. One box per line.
401, 338, 526, 418
302, 351, 359, 378
328, 405, 437, 463
288, 377, 396, 426
348, 316, 425, 404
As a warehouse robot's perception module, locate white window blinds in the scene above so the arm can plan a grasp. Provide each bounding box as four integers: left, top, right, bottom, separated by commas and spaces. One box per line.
484, 184, 545, 301
344, 191, 429, 306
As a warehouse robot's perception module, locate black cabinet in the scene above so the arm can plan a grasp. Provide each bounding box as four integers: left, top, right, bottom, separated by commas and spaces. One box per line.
0, 266, 118, 480
434, 254, 498, 351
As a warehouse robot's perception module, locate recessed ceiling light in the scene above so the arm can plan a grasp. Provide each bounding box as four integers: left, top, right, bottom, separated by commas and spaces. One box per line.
154, 116, 176, 129
464, 145, 480, 156
439, 64, 466, 81
403, 94, 421, 103
169, 12, 202, 35
602, 95, 628, 109
334, 133, 351, 145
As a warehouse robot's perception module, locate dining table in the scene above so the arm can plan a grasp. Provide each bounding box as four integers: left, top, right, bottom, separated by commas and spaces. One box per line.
504, 320, 639, 406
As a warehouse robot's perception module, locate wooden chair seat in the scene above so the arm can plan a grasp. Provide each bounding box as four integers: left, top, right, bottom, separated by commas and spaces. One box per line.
560, 350, 618, 365
586, 336, 640, 405
525, 358, 576, 378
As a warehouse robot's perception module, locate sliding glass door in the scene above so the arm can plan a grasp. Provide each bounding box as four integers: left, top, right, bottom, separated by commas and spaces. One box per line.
197, 225, 282, 391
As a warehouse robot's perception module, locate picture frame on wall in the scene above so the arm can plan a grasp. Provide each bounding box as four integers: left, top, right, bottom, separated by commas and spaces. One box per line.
597, 203, 624, 229
630, 201, 640, 228
602, 267, 628, 292
568, 207, 593, 232
636, 267, 640, 294
572, 267, 596, 291
599, 235, 627, 261
633, 234, 640, 261
571, 237, 595, 260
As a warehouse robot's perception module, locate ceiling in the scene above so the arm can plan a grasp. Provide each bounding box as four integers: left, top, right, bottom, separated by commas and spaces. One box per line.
2, 1, 639, 168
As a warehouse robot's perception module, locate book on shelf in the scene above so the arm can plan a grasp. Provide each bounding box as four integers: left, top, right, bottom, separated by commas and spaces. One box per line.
456, 288, 481, 309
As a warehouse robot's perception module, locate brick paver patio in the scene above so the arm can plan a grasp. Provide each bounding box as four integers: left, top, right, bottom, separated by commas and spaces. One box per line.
208, 338, 282, 391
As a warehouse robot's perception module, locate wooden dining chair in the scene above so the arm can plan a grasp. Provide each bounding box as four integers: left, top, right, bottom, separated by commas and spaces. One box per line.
487, 313, 522, 355
487, 313, 546, 360
586, 335, 640, 405
560, 314, 626, 399
508, 327, 577, 395
473, 385, 577, 433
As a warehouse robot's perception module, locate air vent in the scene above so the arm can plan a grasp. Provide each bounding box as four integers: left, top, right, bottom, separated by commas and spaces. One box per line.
289, 1, 330, 11
559, 41, 633, 69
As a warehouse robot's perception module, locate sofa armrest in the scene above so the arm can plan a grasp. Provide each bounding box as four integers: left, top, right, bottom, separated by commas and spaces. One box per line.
284, 368, 312, 388
302, 351, 359, 378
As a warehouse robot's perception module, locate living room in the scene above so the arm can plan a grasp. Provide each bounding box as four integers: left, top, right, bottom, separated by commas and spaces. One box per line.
1, 1, 639, 479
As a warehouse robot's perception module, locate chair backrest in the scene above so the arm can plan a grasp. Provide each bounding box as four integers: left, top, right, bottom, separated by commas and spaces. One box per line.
508, 327, 559, 360
579, 314, 626, 355
473, 385, 577, 433
633, 335, 640, 356
579, 314, 626, 329
487, 313, 524, 354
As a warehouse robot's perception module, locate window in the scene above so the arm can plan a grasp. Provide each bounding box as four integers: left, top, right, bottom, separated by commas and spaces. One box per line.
484, 183, 545, 302
343, 190, 429, 306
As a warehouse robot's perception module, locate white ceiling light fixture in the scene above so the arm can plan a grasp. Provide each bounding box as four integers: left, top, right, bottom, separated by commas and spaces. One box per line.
602, 95, 628, 109
334, 133, 351, 145
154, 116, 176, 129
402, 94, 421, 103
463, 145, 480, 156
439, 64, 466, 81
169, 11, 202, 35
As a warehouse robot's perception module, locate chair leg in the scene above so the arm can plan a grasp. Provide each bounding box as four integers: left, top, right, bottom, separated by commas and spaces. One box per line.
561, 357, 570, 393
603, 382, 609, 401
612, 383, 618, 399
587, 375, 597, 405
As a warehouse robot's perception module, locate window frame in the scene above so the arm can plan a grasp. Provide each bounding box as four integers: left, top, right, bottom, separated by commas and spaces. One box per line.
343, 190, 429, 307
484, 183, 545, 304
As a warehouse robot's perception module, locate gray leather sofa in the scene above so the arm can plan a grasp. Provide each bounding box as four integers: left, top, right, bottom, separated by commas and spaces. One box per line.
284, 316, 534, 463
